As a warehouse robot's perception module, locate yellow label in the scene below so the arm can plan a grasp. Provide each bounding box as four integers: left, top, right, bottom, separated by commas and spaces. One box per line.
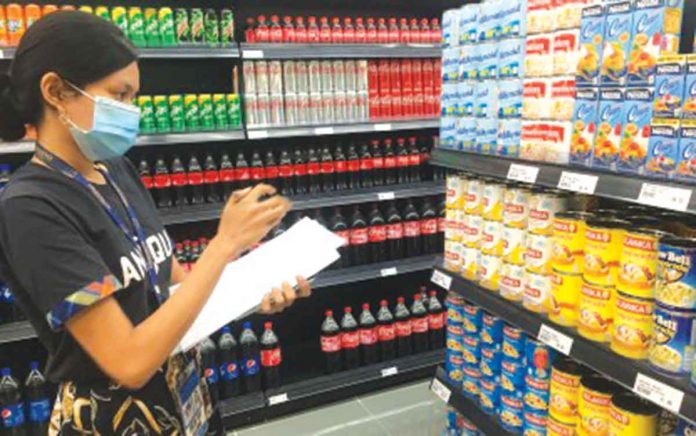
578, 385, 612, 436
478, 253, 502, 291
584, 226, 625, 286
481, 220, 503, 256
549, 271, 582, 327
464, 179, 483, 215
548, 416, 577, 436
462, 213, 482, 248
552, 216, 586, 274
550, 368, 582, 424
529, 193, 567, 236
482, 182, 504, 221
617, 231, 660, 299
503, 225, 526, 265
446, 174, 465, 210
609, 403, 657, 436
578, 281, 615, 343
503, 188, 530, 228
444, 240, 462, 273
526, 233, 553, 274
461, 246, 480, 281
610, 293, 654, 359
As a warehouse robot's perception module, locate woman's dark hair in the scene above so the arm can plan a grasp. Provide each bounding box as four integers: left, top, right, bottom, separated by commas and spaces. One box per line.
0, 11, 138, 141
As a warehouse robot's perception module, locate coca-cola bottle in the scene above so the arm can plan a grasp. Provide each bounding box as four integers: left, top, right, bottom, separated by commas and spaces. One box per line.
153, 156, 172, 208
260, 321, 282, 389
365, 17, 377, 43
320, 310, 342, 374
386, 202, 404, 260
346, 144, 361, 190
376, 18, 389, 44
407, 137, 421, 183
370, 140, 384, 186
367, 203, 386, 263
250, 150, 266, 185
409, 18, 421, 44
355, 17, 367, 43
396, 138, 410, 184
430, 18, 442, 44
138, 158, 153, 193
245, 17, 257, 43
333, 145, 348, 191
318, 16, 331, 43
359, 143, 373, 188
403, 200, 422, 257
330, 207, 350, 268
399, 18, 410, 44
306, 146, 321, 194
255, 15, 269, 42
420, 198, 438, 255
341, 307, 360, 370
282, 16, 295, 43
437, 197, 446, 249
203, 153, 221, 203
320, 145, 335, 192
383, 139, 397, 185
219, 152, 235, 200
217, 327, 240, 399
394, 297, 412, 357
264, 150, 279, 190
343, 17, 355, 43
387, 17, 400, 43
349, 206, 368, 266
295, 16, 308, 43
277, 149, 294, 196
359, 303, 379, 365
331, 17, 343, 43
376, 300, 396, 361
307, 16, 320, 43
420, 137, 433, 181
427, 290, 445, 349
234, 151, 251, 190
293, 148, 308, 195
410, 294, 429, 353
419, 18, 431, 44
269, 15, 283, 43
187, 155, 205, 205
170, 155, 188, 207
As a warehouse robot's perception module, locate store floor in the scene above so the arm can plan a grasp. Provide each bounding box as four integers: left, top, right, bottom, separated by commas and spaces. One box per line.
228, 379, 447, 436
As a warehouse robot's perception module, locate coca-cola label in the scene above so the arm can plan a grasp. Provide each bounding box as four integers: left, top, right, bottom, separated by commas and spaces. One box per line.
397, 155, 410, 167
219, 169, 236, 182
378, 324, 396, 341
321, 161, 335, 174
429, 312, 445, 330
341, 331, 360, 349
260, 347, 282, 367
387, 223, 404, 239
235, 168, 250, 181
335, 160, 347, 173
396, 320, 412, 337
369, 225, 387, 242
265, 166, 279, 179
141, 176, 153, 189
360, 158, 374, 171
350, 228, 369, 245
438, 217, 446, 233
404, 221, 421, 237
384, 156, 397, 168
250, 167, 266, 181
321, 335, 342, 352
154, 174, 172, 189
307, 162, 321, 175
360, 328, 378, 345
411, 317, 429, 333
372, 157, 384, 169
409, 154, 421, 166
293, 163, 307, 177
347, 159, 360, 172
187, 171, 204, 186
335, 230, 350, 246
204, 170, 219, 184
170, 173, 187, 187
278, 164, 293, 178
421, 218, 438, 235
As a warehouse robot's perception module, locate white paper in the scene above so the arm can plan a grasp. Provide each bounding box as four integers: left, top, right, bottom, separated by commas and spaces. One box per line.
176, 218, 343, 353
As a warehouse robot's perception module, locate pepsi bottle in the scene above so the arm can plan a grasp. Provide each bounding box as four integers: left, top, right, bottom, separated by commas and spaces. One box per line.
218, 327, 241, 399
346, 144, 361, 189
320, 145, 335, 192
219, 152, 236, 200
187, 155, 206, 205
200, 337, 220, 404
367, 203, 386, 264
0, 367, 25, 436
321, 310, 342, 374
293, 148, 308, 195
349, 206, 368, 266
386, 202, 404, 260
403, 200, 422, 257
330, 208, 350, 269
203, 153, 221, 203
260, 322, 282, 389
24, 362, 49, 436
377, 300, 396, 361
277, 149, 294, 196
333, 145, 348, 191
410, 294, 430, 353
394, 297, 412, 357
427, 291, 445, 349
239, 322, 261, 393
359, 303, 379, 365
234, 151, 251, 190
420, 198, 438, 255
153, 156, 172, 208
370, 140, 384, 187
341, 307, 360, 370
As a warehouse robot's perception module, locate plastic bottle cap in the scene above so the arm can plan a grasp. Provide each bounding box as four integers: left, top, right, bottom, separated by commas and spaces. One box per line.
344, 307, 352, 313
1, 368, 10, 377
414, 294, 421, 300
221, 326, 231, 334
30, 361, 39, 370
326, 310, 333, 317
429, 290, 436, 296
362, 303, 369, 310
264, 322, 273, 329
380, 300, 388, 306
397, 297, 405, 303
243, 321, 252, 329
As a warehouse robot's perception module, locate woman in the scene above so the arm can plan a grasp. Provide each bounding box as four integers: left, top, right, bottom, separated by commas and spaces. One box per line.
0, 11, 309, 435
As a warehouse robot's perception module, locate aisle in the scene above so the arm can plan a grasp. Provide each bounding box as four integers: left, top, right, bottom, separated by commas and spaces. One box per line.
228, 380, 446, 436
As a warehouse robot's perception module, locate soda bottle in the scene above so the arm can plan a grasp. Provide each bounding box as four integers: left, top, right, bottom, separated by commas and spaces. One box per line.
294, 16, 308, 43
234, 151, 251, 190
190, 240, 201, 266
359, 303, 379, 365
250, 150, 266, 185
255, 15, 269, 42
427, 291, 445, 349
203, 153, 221, 203
138, 158, 153, 192
331, 17, 343, 44
340, 307, 360, 370
399, 18, 411, 44
217, 327, 240, 399
318, 16, 331, 43
292, 148, 308, 195
264, 150, 279, 190
333, 145, 348, 191
349, 206, 368, 266
410, 294, 429, 353
346, 144, 361, 190
367, 203, 387, 263
365, 17, 377, 43
376, 18, 389, 44
438, 197, 446, 249
174, 243, 187, 270
320, 145, 335, 192
24, 5, 41, 30
153, 156, 172, 208
343, 17, 355, 43
403, 199, 422, 257
420, 137, 433, 181
244, 17, 256, 43
407, 137, 421, 183
306, 146, 321, 194
420, 198, 438, 255
377, 300, 396, 361
359, 143, 373, 189
170, 155, 189, 207
354, 17, 367, 43
320, 310, 342, 374
200, 337, 220, 404
219, 152, 236, 200
396, 138, 411, 184
409, 18, 421, 44
383, 138, 397, 185
24, 362, 49, 436
282, 16, 295, 43
419, 18, 431, 44
307, 16, 319, 43
220, 9, 234, 46
370, 140, 384, 186
239, 322, 261, 393
330, 207, 350, 268
387, 18, 400, 43
260, 322, 282, 389
394, 297, 412, 357
269, 15, 283, 43
0, 367, 25, 435
430, 18, 442, 44
187, 155, 206, 205
277, 149, 294, 196
386, 202, 404, 260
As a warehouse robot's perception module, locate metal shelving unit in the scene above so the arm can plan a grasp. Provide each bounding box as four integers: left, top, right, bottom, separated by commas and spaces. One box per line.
240, 43, 441, 59
0, 321, 36, 345
1, 46, 240, 60
246, 118, 439, 140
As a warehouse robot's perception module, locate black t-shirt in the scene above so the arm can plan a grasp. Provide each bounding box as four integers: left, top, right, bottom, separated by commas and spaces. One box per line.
0, 156, 173, 384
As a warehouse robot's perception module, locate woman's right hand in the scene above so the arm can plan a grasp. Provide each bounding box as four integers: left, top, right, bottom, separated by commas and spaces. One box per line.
216, 184, 291, 258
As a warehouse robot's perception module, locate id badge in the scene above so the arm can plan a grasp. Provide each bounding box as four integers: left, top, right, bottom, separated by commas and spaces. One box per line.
166, 352, 212, 436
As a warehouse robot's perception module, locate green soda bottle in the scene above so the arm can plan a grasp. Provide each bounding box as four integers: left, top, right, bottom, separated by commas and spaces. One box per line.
94, 6, 110, 21
212, 94, 229, 130
153, 95, 172, 133
203, 9, 220, 47
110, 7, 129, 36
189, 9, 205, 44
220, 9, 235, 46
144, 8, 160, 48
174, 8, 190, 44
137, 96, 156, 134
158, 7, 177, 47
168, 95, 186, 133
198, 94, 215, 131
127, 7, 146, 47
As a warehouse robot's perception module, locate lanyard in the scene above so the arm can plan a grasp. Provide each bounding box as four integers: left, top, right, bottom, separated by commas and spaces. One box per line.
34, 145, 164, 303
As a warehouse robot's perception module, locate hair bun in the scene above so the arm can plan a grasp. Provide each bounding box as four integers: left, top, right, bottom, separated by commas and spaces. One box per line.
0, 73, 27, 142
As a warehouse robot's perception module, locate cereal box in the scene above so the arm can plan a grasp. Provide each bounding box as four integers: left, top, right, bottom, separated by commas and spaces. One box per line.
553, 29, 580, 76
478, 42, 500, 80
577, 5, 607, 87
557, 0, 585, 29
498, 38, 526, 79
618, 87, 654, 174
600, 1, 634, 87
570, 88, 600, 167
500, 0, 528, 38
528, 0, 553, 35
676, 120, 696, 181
645, 118, 680, 178
550, 76, 577, 121
499, 119, 523, 157
521, 121, 548, 161
593, 88, 626, 170
499, 79, 524, 119
459, 4, 480, 45
478, 0, 502, 42
627, 0, 684, 86
440, 116, 458, 148
476, 80, 499, 119
442, 8, 461, 48
683, 54, 696, 119
460, 44, 480, 80
458, 81, 477, 117
523, 78, 551, 119
526, 33, 554, 77
653, 54, 687, 118
442, 46, 460, 83
458, 117, 479, 151
546, 121, 573, 164
477, 118, 499, 154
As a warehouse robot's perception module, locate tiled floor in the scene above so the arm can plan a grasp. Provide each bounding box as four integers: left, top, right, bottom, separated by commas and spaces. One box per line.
228, 379, 446, 436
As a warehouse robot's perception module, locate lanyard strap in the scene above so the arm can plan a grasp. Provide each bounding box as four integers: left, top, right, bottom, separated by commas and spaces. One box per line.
34, 145, 164, 303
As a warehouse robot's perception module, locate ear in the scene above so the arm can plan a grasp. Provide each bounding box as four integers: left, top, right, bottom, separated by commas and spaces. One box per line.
39, 72, 79, 117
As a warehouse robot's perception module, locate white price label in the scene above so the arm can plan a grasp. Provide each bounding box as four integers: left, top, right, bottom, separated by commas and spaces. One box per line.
638, 183, 692, 212
243, 50, 264, 59
431, 270, 452, 291
431, 378, 452, 404
314, 126, 335, 135
538, 324, 574, 355
558, 171, 599, 194
374, 123, 393, 131
268, 393, 289, 406
248, 130, 269, 139
377, 191, 395, 200
380, 267, 398, 277
0, 50, 4, 59
633, 373, 684, 414
381, 366, 399, 377
507, 163, 540, 184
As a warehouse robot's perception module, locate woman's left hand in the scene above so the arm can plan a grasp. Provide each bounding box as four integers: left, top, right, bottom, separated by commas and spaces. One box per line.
259, 275, 312, 314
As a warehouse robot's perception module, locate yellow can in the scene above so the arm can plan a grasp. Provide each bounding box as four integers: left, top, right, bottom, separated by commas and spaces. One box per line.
548, 415, 577, 436
464, 178, 483, 215
503, 225, 526, 265
584, 218, 629, 287
526, 233, 553, 274
528, 188, 568, 236
461, 246, 480, 281
578, 280, 615, 343
503, 185, 530, 228
482, 181, 505, 221
479, 253, 502, 291
445, 209, 460, 242
609, 392, 658, 436
611, 291, 654, 359
549, 270, 582, 327
462, 214, 483, 248
578, 374, 617, 436
552, 211, 593, 274
523, 270, 552, 313
550, 357, 586, 425
444, 240, 462, 273
446, 173, 466, 210
481, 219, 503, 256
500, 262, 525, 301
617, 228, 668, 299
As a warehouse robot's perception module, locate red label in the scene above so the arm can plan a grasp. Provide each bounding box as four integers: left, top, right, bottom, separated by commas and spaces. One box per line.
141, 176, 153, 189
278, 164, 293, 178
421, 218, 437, 235
335, 230, 350, 246
387, 223, 404, 239
204, 170, 219, 184
350, 228, 369, 245
429, 312, 445, 330
321, 161, 335, 174
347, 159, 360, 172
378, 324, 396, 341
360, 328, 378, 345
335, 160, 347, 173
321, 335, 342, 352
341, 331, 360, 349
260, 347, 282, 367
411, 317, 429, 333
368, 225, 387, 242
171, 173, 187, 187
293, 163, 307, 177
397, 155, 410, 168
235, 168, 250, 181
343, 28, 355, 43
265, 166, 279, 179
307, 162, 321, 175
360, 158, 374, 171
409, 154, 421, 166
319, 27, 331, 43
187, 172, 204, 186
372, 157, 384, 169
154, 174, 171, 189
219, 169, 235, 182
396, 320, 412, 337
384, 156, 397, 169
438, 217, 446, 233
251, 167, 266, 181
404, 221, 421, 237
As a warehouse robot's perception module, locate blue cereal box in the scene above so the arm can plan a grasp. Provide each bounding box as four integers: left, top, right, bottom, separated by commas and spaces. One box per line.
498, 79, 524, 118
478, 42, 499, 80
600, 1, 634, 87
458, 81, 477, 116
654, 54, 687, 118
592, 88, 626, 170
460, 44, 480, 80
476, 80, 498, 118
458, 117, 478, 151
442, 8, 461, 48
500, 0, 527, 38
458, 4, 480, 45
618, 87, 654, 174
498, 119, 522, 157
577, 5, 606, 87
570, 88, 599, 167
498, 38, 526, 79
440, 116, 458, 148
683, 54, 696, 120
646, 118, 680, 178
676, 120, 696, 181
442, 47, 461, 83
477, 118, 499, 154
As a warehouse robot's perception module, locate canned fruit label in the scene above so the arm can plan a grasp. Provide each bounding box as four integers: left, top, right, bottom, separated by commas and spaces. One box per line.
500, 262, 526, 301
548, 416, 577, 436
577, 5, 606, 87
482, 183, 504, 221
503, 325, 526, 360
578, 281, 615, 342
444, 240, 462, 273
649, 305, 695, 374
657, 242, 696, 309
618, 88, 654, 174
617, 230, 661, 298
503, 226, 527, 265
593, 89, 626, 171
550, 368, 582, 424
653, 55, 687, 118
525, 375, 551, 412
524, 270, 552, 313
550, 271, 582, 327
611, 292, 654, 359
600, 1, 634, 87
552, 215, 587, 274
645, 118, 680, 178
504, 188, 530, 228
584, 224, 625, 286
479, 253, 502, 291
446, 174, 465, 209
571, 88, 599, 167
526, 234, 553, 274
578, 383, 612, 436
529, 192, 567, 236
461, 246, 480, 281
481, 220, 503, 256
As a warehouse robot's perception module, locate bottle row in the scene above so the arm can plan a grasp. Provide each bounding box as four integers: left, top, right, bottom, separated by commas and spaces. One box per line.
138, 93, 242, 135
0, 363, 51, 436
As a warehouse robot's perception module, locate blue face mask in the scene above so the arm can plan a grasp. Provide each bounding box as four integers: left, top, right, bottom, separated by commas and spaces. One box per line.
65, 84, 140, 162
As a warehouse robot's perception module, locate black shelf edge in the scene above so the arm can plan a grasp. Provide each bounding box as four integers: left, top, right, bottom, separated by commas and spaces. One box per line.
1, 46, 239, 60
135, 130, 245, 146
240, 43, 442, 59
216, 391, 267, 429
159, 181, 445, 226
432, 366, 515, 436
431, 148, 696, 214
0, 47, 16, 60
246, 118, 439, 140
431, 264, 696, 424
0, 321, 36, 345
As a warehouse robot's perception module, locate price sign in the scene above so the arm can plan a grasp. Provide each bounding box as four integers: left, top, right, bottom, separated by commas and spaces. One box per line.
314, 126, 335, 135
633, 373, 684, 414
248, 130, 269, 140
381, 366, 399, 377
538, 324, 574, 355
557, 171, 598, 194
374, 123, 393, 132
0, 50, 4, 59
431, 270, 452, 291
638, 183, 692, 212
430, 378, 451, 403
380, 267, 398, 277
507, 163, 540, 184
268, 393, 289, 406
243, 50, 264, 59
377, 191, 396, 200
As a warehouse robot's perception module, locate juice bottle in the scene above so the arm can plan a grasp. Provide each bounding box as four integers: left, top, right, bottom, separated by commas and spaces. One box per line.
6, 3, 25, 46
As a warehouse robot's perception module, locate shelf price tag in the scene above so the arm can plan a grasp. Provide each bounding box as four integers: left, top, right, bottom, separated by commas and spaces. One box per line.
633, 373, 684, 414
243, 50, 264, 59
557, 171, 598, 194
431, 378, 451, 404
268, 393, 289, 406
638, 183, 692, 212
380, 267, 398, 277
377, 191, 395, 200
381, 366, 399, 377
0, 50, 4, 59
248, 130, 269, 139
507, 163, 539, 184
374, 123, 393, 132
431, 270, 452, 291
314, 126, 335, 135
538, 324, 573, 355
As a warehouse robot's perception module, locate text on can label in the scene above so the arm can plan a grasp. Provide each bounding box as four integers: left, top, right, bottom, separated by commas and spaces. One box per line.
637, 183, 692, 212
557, 171, 598, 194
431, 270, 453, 291
538, 324, 574, 355
632, 373, 684, 414
507, 163, 540, 183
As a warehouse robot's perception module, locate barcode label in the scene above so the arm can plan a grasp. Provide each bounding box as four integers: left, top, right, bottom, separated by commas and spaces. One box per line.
431, 378, 451, 403
557, 171, 598, 194
374, 123, 393, 131
268, 393, 289, 405
538, 324, 573, 355
633, 373, 684, 413
507, 163, 539, 184
248, 130, 269, 139
377, 191, 396, 200
243, 50, 264, 59
380, 267, 398, 277
638, 183, 692, 212
431, 270, 452, 291
381, 366, 398, 377
314, 126, 335, 135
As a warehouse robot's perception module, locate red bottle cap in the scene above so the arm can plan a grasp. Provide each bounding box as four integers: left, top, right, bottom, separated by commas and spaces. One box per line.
265, 322, 273, 330
283, 16, 292, 23
397, 297, 405, 303
344, 306, 352, 313
362, 303, 370, 310
420, 18, 429, 25
296, 16, 305, 24
410, 18, 418, 25
308, 16, 316, 23
326, 309, 333, 317
399, 18, 408, 25
414, 294, 421, 300
332, 16, 340, 24
345, 17, 353, 24
356, 17, 364, 25
389, 17, 397, 24
380, 300, 388, 306
271, 15, 279, 22
378, 17, 386, 24
431, 18, 439, 25
367, 17, 375, 24
320, 16, 328, 23
258, 15, 266, 22
429, 290, 437, 296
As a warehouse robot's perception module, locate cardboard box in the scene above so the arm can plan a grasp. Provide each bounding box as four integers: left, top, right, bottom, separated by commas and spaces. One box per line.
645, 118, 680, 178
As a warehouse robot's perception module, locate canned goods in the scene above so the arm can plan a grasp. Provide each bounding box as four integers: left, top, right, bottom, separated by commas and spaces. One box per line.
578, 374, 616, 436
461, 246, 479, 281
656, 237, 696, 310
183, 94, 200, 131
550, 357, 585, 425
446, 292, 465, 323
503, 324, 526, 361
500, 392, 525, 432
444, 240, 462, 272
127, 7, 146, 47
282, 61, 297, 94
609, 392, 658, 436
480, 345, 502, 378
202, 8, 219, 46
197, 94, 215, 131
168, 95, 186, 132
524, 375, 551, 413
333, 60, 346, 92
270, 93, 285, 126
137, 96, 156, 134
503, 225, 527, 265
269, 61, 283, 95
321, 91, 336, 123
529, 189, 568, 236
462, 335, 481, 366
463, 214, 482, 247
676, 417, 696, 435
297, 93, 310, 125
482, 312, 504, 345
500, 262, 526, 302
110, 6, 129, 37
219, 9, 233, 45
447, 322, 464, 348
295, 61, 309, 94
309, 92, 322, 124
445, 209, 459, 242
649, 304, 696, 375
611, 291, 654, 359
284, 93, 298, 126
584, 218, 629, 287
524, 270, 552, 313
526, 233, 553, 274
617, 229, 667, 299
158, 7, 176, 47
578, 280, 615, 342
255, 61, 270, 94
446, 173, 464, 209
526, 339, 553, 380
550, 271, 582, 327
552, 211, 593, 274
463, 303, 482, 334
482, 181, 505, 221
465, 178, 483, 215
189, 9, 204, 43
478, 253, 502, 291
504, 185, 531, 228
445, 350, 464, 383
244, 94, 258, 127
345, 91, 358, 122
524, 411, 548, 436
143, 8, 160, 47
320, 61, 334, 92
153, 95, 171, 133
479, 377, 500, 415
481, 220, 503, 256
548, 415, 577, 436
462, 364, 481, 399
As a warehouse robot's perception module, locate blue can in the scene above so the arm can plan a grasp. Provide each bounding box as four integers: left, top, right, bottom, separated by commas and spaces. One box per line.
447, 323, 465, 352
676, 417, 696, 435
525, 339, 554, 380
445, 350, 464, 384
480, 345, 503, 378
462, 335, 481, 366
522, 410, 548, 436
460, 415, 480, 436
501, 358, 526, 392
523, 374, 550, 414
479, 377, 501, 415
499, 391, 524, 433
462, 364, 481, 400
447, 294, 466, 327
503, 324, 526, 361
463, 302, 483, 334
482, 312, 504, 345
649, 304, 696, 376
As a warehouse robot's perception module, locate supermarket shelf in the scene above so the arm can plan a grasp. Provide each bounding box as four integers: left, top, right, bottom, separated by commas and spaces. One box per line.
0, 47, 16, 60
0, 141, 34, 154
240, 43, 442, 59
246, 118, 439, 140
431, 148, 696, 214
217, 392, 267, 430
135, 130, 245, 146
431, 366, 515, 436
430, 264, 696, 424
0, 321, 36, 345
159, 181, 445, 225
1, 46, 240, 60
